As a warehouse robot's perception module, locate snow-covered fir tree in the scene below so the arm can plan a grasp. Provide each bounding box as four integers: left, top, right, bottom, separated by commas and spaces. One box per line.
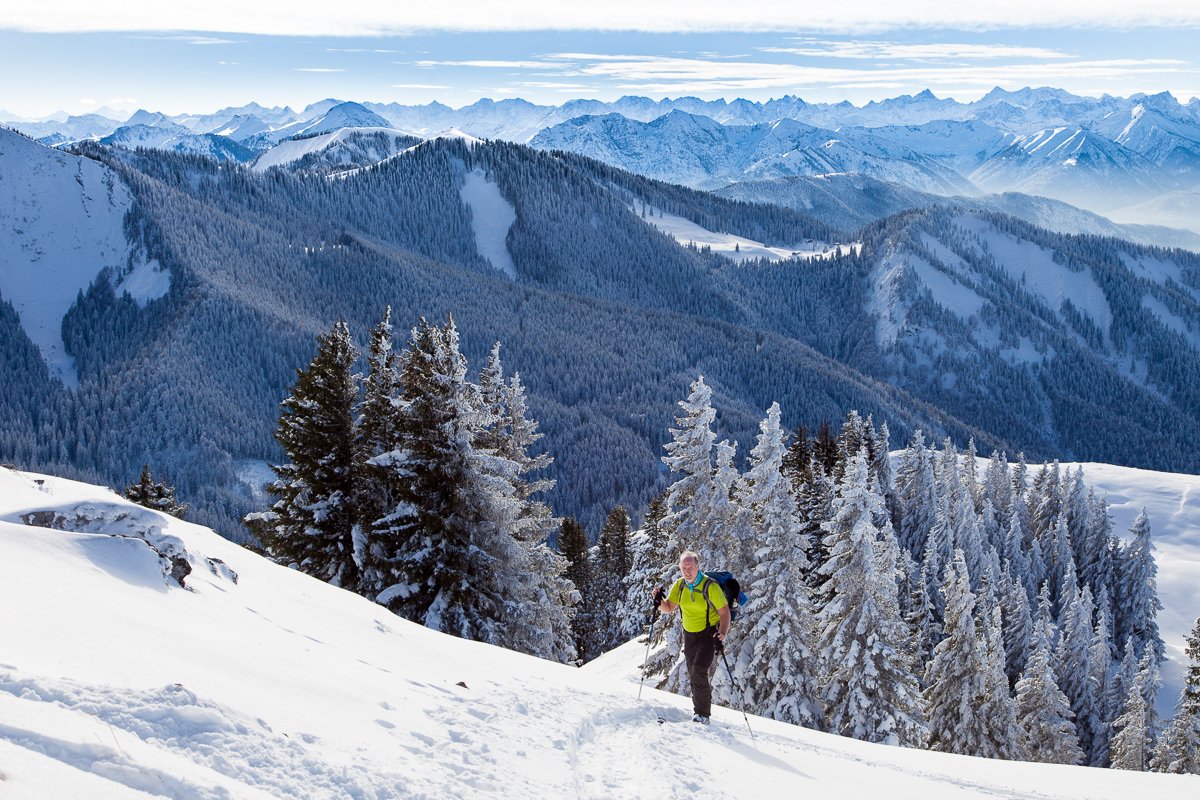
1000, 571, 1034, 688
124, 463, 189, 520
248, 320, 360, 590
1055, 564, 1102, 764
817, 453, 926, 747
732, 403, 823, 729
1087, 599, 1117, 767
365, 315, 574, 660
925, 550, 1009, 758
649, 376, 745, 693
1015, 621, 1085, 764
982, 604, 1027, 760
894, 431, 937, 562
356, 308, 401, 590
1117, 508, 1165, 666
1111, 676, 1152, 771
1150, 617, 1200, 774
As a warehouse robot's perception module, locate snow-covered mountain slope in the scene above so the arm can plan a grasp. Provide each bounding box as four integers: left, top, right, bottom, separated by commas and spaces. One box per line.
713, 173, 943, 231
970, 128, 1179, 213
461, 167, 518, 278
862, 206, 1200, 464
100, 124, 255, 162
972, 192, 1200, 251
249, 127, 419, 173
858, 120, 1015, 174
1109, 184, 1200, 236
530, 111, 976, 194
208, 114, 273, 142
711, 174, 1200, 250
0, 129, 166, 387
1091, 93, 1200, 175
2, 467, 1196, 799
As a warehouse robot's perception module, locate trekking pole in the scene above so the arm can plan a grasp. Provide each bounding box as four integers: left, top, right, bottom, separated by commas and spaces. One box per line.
717, 642, 756, 746
637, 607, 659, 701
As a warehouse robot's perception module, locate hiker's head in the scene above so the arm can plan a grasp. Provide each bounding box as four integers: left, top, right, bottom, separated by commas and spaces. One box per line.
679, 551, 700, 582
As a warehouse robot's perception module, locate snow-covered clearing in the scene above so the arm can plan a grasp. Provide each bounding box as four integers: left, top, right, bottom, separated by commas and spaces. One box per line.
460, 168, 518, 279
2, 467, 1197, 798
0, 129, 162, 388
909, 256, 988, 320
635, 204, 856, 263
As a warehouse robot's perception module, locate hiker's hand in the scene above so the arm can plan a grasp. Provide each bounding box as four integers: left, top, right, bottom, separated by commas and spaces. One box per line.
715, 629, 727, 643
652, 586, 665, 606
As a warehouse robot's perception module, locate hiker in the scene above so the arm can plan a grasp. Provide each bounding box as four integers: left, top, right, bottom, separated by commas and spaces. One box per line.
652, 551, 730, 724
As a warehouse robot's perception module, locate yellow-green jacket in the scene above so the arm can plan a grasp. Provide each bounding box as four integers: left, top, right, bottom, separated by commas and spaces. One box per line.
667, 576, 728, 633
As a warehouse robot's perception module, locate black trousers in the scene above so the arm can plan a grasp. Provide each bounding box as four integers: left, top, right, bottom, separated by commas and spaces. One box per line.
683, 626, 718, 717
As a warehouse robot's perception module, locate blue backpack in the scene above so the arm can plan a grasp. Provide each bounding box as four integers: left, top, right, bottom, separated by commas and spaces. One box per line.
699, 571, 748, 623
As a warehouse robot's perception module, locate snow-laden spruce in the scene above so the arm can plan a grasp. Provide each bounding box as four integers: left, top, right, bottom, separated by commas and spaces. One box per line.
816, 453, 926, 746
731, 403, 823, 729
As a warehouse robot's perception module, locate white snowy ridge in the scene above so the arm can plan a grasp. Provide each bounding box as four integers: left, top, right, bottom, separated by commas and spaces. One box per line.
1, 466, 1197, 798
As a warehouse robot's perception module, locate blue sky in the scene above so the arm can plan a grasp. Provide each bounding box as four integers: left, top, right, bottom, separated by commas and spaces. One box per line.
2, 3, 1199, 118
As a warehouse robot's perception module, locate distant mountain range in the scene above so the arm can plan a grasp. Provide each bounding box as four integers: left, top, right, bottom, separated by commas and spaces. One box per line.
7, 87, 1200, 237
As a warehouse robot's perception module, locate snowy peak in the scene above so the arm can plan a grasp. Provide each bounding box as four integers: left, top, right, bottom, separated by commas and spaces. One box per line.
124, 109, 172, 127
208, 114, 271, 141
970, 127, 1177, 212
301, 101, 391, 134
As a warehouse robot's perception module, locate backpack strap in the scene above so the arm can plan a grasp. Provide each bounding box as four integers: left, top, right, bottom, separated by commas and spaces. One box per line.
698, 575, 718, 629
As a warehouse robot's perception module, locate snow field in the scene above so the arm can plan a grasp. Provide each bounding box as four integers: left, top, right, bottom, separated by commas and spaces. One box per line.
1, 466, 1197, 798
460, 168, 518, 279
633, 203, 855, 263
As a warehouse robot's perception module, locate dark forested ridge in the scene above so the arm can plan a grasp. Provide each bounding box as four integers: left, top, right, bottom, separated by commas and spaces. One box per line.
2, 135, 1198, 539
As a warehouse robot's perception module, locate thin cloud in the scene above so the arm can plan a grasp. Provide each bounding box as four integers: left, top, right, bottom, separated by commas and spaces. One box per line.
409, 60, 561, 69
538, 53, 1190, 93
763, 41, 1073, 60
128, 34, 240, 45
6, 3, 1200, 36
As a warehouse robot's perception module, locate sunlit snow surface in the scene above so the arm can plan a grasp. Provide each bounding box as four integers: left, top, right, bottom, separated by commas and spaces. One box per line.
460, 168, 518, 279
0, 466, 1196, 798
635, 204, 855, 263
